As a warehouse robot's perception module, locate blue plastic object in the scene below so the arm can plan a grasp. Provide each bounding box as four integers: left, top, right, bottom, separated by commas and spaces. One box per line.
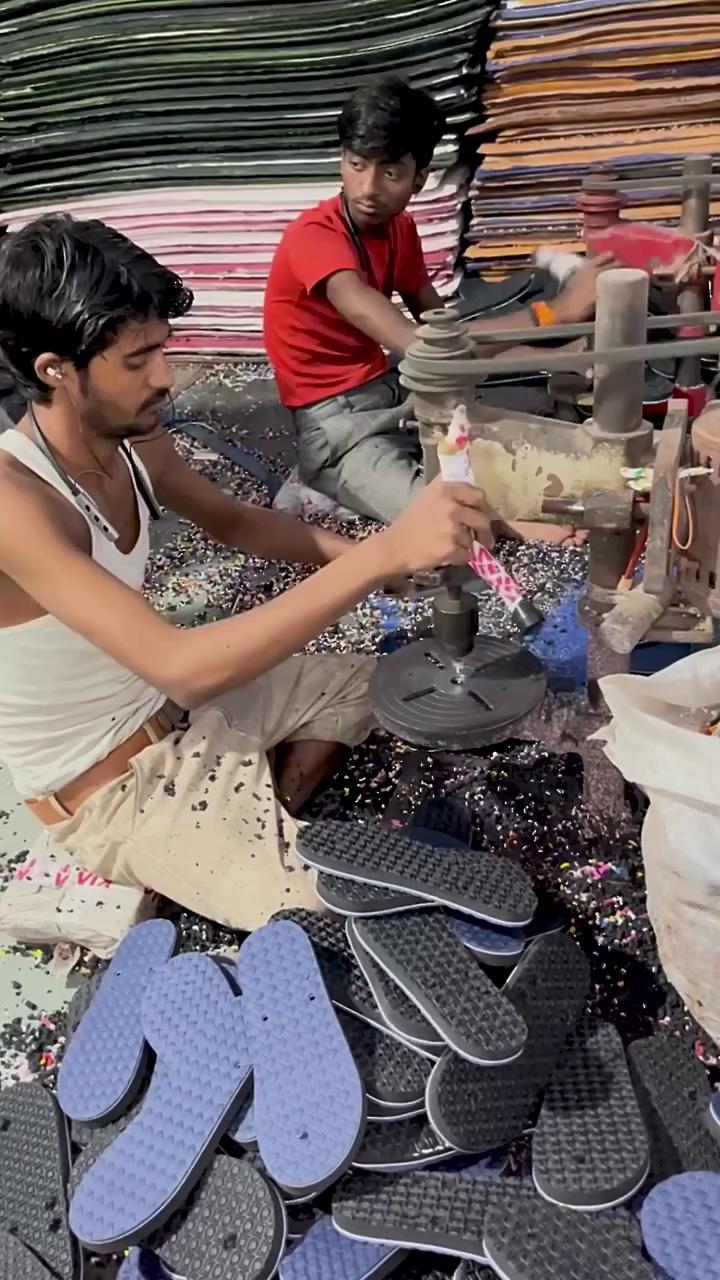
118, 1250, 168, 1279
69, 952, 251, 1253
449, 914, 524, 963
237, 920, 366, 1196
527, 595, 586, 693
280, 1214, 406, 1280
227, 1094, 256, 1146
58, 919, 176, 1124
640, 1171, 720, 1279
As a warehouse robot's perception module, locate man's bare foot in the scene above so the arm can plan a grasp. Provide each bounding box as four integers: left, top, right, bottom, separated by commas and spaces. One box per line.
502, 519, 588, 548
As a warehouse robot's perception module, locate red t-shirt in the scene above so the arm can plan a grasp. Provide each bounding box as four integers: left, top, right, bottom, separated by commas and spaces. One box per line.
264, 194, 429, 408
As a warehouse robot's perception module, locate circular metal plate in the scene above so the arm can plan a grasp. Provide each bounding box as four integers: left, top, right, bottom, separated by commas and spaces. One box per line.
370, 635, 547, 750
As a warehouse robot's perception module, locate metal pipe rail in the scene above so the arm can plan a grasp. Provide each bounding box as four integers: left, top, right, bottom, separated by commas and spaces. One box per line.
471, 309, 720, 347
402, 334, 720, 381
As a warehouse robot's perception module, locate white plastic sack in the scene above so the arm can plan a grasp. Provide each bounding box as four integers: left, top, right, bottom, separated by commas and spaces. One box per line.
595, 646, 720, 1043
0, 829, 156, 957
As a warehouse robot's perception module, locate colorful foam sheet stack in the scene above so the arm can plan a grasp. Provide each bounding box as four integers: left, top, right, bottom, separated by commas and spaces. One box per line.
0, 0, 492, 354
465, 0, 720, 277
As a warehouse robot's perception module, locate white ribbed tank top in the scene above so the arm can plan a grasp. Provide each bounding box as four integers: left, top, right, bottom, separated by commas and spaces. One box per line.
0, 430, 165, 799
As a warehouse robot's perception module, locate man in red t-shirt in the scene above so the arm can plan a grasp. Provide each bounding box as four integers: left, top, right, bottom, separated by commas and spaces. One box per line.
264, 77, 608, 527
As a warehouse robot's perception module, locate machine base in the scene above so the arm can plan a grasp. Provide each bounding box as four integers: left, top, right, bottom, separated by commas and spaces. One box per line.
369, 635, 547, 750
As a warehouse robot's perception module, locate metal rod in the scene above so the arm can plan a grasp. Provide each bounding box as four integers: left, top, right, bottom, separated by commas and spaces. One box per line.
678, 155, 711, 388
403, 334, 720, 379
471, 309, 720, 347
593, 268, 648, 435
588, 173, 720, 191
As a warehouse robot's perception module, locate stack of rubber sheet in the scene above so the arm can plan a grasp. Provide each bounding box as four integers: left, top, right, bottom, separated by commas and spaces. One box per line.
6, 171, 469, 355
0, 0, 492, 354
464, 0, 720, 277
9, 818, 720, 1280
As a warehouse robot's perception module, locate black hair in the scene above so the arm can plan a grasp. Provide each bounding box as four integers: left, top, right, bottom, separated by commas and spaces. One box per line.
337, 77, 446, 173
0, 214, 193, 404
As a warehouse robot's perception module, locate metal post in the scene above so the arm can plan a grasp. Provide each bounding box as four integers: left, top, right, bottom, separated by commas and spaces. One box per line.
677, 154, 711, 391
592, 267, 649, 437
585, 270, 648, 702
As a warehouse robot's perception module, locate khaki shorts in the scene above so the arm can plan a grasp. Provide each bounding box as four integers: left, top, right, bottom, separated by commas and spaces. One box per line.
49, 655, 375, 930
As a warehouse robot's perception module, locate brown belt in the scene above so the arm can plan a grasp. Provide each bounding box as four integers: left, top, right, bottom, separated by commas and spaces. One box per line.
26, 710, 174, 827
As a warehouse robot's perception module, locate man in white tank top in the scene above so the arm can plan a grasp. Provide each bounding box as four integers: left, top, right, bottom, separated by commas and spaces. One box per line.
0, 214, 492, 929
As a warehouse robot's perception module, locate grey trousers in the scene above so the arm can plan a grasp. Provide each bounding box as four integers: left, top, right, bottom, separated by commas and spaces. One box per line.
293, 370, 423, 524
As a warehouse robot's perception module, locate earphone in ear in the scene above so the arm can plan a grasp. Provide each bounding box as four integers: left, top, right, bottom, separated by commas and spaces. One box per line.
48, 367, 62, 380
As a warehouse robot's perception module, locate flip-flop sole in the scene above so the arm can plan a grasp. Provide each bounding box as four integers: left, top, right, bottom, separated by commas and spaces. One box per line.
148, 1152, 286, 1280
353, 1116, 454, 1172
58, 919, 177, 1125
332, 1171, 492, 1263
237, 920, 366, 1197
448, 915, 524, 967
483, 1186, 656, 1280
532, 1019, 649, 1210
426, 934, 589, 1153
351, 913, 527, 1065
627, 1036, 720, 1181
316, 874, 426, 917
226, 1095, 257, 1147
279, 1213, 407, 1280
272, 909, 398, 1036
640, 1171, 720, 1280
346, 926, 447, 1052
338, 1011, 432, 1107
297, 822, 536, 926
0, 1082, 77, 1280
0, 1230, 56, 1280
69, 952, 251, 1252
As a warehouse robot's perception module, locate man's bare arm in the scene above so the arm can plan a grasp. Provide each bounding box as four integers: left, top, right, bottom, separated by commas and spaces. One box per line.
0, 475, 491, 708
135, 431, 352, 564
325, 270, 417, 356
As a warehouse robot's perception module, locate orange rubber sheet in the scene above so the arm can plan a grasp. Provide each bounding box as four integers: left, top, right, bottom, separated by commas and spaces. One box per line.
467, 0, 720, 274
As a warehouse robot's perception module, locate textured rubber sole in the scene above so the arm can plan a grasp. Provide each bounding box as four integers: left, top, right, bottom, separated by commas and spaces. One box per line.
483, 1184, 657, 1280
339, 1011, 432, 1107
272, 909, 398, 1037
351, 912, 527, 1066
532, 1019, 649, 1210
353, 1116, 454, 1172
641, 1171, 720, 1280
279, 1213, 407, 1280
332, 1171, 492, 1263
70, 952, 252, 1252
58, 919, 177, 1126
238, 920, 366, 1197
0, 1229, 57, 1280
147, 1152, 287, 1280
627, 1035, 720, 1182
346, 924, 445, 1050
0, 1082, 77, 1280
316, 873, 425, 917
448, 914, 524, 967
426, 934, 589, 1154
297, 821, 536, 926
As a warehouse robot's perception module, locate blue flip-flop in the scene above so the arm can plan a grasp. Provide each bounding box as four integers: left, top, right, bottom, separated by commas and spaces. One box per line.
237, 920, 366, 1197
69, 952, 251, 1252
641, 1171, 720, 1280
58, 919, 177, 1125
280, 1213, 407, 1280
